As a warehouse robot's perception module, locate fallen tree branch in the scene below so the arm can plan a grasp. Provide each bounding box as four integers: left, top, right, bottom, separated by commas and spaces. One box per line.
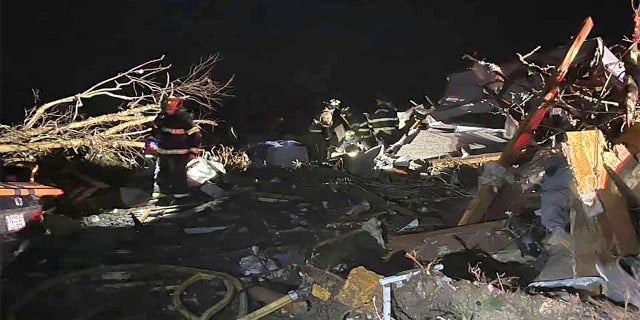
23, 56, 168, 130
0, 139, 144, 153
1, 54, 232, 167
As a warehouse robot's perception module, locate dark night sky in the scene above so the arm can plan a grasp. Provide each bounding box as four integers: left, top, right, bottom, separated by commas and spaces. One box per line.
0, 0, 634, 136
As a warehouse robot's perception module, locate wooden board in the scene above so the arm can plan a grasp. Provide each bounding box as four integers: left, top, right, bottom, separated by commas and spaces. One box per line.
386, 219, 513, 261
563, 130, 639, 276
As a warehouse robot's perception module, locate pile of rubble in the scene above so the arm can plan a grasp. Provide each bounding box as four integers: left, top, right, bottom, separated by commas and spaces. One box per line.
2, 16, 640, 320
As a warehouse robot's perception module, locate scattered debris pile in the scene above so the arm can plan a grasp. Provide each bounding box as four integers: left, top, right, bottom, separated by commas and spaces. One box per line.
2, 13, 640, 320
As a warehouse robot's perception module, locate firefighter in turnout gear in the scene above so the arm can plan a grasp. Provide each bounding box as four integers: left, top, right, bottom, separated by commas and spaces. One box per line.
366, 99, 400, 146
148, 96, 202, 206
307, 99, 340, 161
335, 103, 375, 151
349, 112, 375, 149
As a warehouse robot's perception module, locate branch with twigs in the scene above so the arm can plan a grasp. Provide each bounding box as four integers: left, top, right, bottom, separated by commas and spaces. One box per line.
209, 144, 252, 170
501, 40, 639, 143
0, 54, 233, 167
516, 46, 556, 78
467, 263, 518, 295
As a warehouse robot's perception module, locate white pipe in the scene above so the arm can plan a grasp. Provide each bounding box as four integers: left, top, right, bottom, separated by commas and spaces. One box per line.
379, 270, 422, 320
379, 269, 421, 286
381, 285, 391, 320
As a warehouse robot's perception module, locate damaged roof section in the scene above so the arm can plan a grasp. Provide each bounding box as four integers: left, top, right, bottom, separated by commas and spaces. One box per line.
434, 37, 626, 130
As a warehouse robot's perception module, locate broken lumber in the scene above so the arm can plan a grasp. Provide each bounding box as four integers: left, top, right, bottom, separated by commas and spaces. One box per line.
458, 17, 594, 226
429, 152, 501, 170
559, 130, 639, 279
604, 150, 640, 206
386, 219, 512, 261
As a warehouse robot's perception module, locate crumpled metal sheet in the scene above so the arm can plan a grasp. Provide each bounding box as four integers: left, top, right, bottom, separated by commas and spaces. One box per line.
527, 276, 604, 289
596, 256, 640, 308
433, 38, 624, 129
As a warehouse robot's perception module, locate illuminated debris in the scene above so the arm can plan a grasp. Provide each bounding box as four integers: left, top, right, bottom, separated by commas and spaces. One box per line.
336, 266, 383, 309
311, 284, 331, 301
245, 140, 309, 168
434, 38, 626, 129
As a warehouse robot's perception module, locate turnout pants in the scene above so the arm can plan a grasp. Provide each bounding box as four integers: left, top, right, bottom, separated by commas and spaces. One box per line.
153, 154, 190, 198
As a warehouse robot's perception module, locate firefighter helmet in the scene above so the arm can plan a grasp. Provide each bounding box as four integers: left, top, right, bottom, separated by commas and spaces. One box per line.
161, 96, 184, 112
375, 99, 396, 111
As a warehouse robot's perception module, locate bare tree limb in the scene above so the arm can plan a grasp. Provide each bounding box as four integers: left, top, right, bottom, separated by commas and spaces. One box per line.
1, 54, 232, 167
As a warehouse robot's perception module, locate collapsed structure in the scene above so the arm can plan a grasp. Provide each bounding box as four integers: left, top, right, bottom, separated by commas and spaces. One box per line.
2, 14, 640, 320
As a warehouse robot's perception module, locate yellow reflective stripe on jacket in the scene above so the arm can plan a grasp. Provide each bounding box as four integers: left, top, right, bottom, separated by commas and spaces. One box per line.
367, 117, 398, 123
152, 192, 171, 199
372, 127, 398, 133
186, 126, 200, 135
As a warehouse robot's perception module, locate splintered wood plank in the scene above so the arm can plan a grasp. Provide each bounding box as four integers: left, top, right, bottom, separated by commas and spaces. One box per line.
386, 219, 512, 261
429, 152, 502, 170
562, 130, 609, 200
563, 130, 639, 274
138, 207, 153, 223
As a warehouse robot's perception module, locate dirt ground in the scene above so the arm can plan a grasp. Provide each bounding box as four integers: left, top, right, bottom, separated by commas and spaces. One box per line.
267, 267, 640, 320
1, 163, 637, 319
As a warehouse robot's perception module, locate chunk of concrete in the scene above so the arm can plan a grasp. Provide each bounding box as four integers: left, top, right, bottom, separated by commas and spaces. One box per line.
312, 284, 331, 301
336, 266, 383, 309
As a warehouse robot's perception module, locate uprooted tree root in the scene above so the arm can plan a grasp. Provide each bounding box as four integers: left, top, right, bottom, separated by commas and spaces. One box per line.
0, 54, 233, 168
